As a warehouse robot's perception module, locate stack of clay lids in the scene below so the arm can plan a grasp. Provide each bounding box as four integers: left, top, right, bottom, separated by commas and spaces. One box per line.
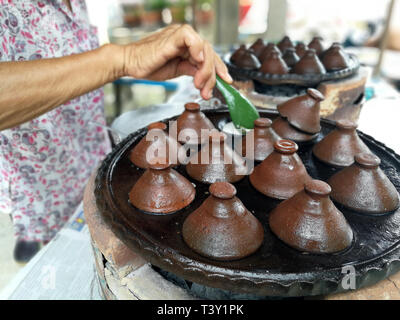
272, 88, 324, 143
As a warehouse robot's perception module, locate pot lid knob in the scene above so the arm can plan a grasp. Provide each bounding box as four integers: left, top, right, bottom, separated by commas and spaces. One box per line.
254, 118, 272, 128
147, 122, 167, 131
209, 182, 237, 199
184, 102, 200, 111
305, 179, 331, 197
274, 139, 298, 154
306, 88, 325, 101
148, 157, 171, 170
336, 119, 358, 130
355, 153, 380, 168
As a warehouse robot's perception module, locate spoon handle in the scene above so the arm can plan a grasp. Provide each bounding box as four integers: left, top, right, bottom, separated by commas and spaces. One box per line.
215, 75, 259, 129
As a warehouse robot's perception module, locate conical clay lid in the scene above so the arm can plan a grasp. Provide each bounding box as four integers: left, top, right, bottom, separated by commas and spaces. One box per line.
129, 158, 195, 214
249, 139, 311, 199
258, 43, 280, 63
277, 88, 324, 134
295, 42, 308, 58
282, 48, 300, 68
321, 43, 349, 71
129, 122, 183, 168
182, 182, 264, 260
230, 44, 246, 64
233, 49, 261, 70
259, 51, 289, 74
271, 117, 319, 143
308, 36, 324, 56
186, 130, 249, 184
292, 49, 326, 75
312, 120, 374, 167
328, 153, 400, 214
177, 102, 215, 144
269, 179, 353, 253
242, 118, 281, 161
249, 38, 265, 57
277, 36, 294, 53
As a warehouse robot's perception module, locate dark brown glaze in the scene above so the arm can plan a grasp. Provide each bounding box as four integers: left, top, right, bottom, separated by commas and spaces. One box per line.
241, 118, 281, 162
277, 88, 324, 134
176, 102, 215, 144
259, 51, 289, 75
182, 182, 264, 261
312, 119, 374, 167
230, 44, 246, 64
271, 117, 319, 143
186, 130, 249, 184
282, 48, 300, 68
308, 36, 324, 56
129, 158, 195, 214
233, 49, 261, 70
328, 153, 400, 214
269, 179, 353, 254
129, 122, 183, 168
295, 42, 308, 58
258, 43, 280, 63
249, 38, 265, 57
321, 43, 349, 71
249, 139, 311, 199
277, 36, 294, 53
292, 49, 326, 75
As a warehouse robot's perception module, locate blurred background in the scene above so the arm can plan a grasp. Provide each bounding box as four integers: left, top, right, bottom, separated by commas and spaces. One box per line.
83, 0, 400, 124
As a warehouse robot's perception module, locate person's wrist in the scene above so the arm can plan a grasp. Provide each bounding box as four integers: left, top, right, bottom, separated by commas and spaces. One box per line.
101, 43, 126, 81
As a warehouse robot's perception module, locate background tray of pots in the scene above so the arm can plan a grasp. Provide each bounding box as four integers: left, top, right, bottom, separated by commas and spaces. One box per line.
224, 52, 360, 87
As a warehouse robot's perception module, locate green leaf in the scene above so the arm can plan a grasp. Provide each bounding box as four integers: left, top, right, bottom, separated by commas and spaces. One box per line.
215, 75, 259, 129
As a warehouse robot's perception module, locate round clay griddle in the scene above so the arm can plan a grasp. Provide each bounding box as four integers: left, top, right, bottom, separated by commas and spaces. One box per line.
95, 108, 400, 297
224, 52, 360, 86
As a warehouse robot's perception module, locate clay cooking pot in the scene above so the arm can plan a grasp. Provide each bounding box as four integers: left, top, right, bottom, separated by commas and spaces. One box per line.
182, 182, 264, 260
269, 179, 353, 253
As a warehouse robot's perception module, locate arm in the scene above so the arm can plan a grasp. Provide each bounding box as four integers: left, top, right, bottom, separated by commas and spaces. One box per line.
0, 44, 122, 130
0, 24, 232, 131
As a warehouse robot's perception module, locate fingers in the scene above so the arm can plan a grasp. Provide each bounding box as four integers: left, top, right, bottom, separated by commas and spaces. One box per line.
170, 25, 205, 64
214, 53, 233, 84
134, 23, 233, 98
197, 41, 215, 100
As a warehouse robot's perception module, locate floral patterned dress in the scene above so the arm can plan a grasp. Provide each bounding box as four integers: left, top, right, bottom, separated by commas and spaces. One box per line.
0, 0, 111, 242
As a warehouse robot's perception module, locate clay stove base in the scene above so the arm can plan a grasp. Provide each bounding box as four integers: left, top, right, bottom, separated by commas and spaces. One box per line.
93, 108, 400, 298
84, 169, 400, 300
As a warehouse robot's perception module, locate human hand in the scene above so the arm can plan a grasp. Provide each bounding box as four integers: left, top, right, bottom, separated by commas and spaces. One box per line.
119, 24, 233, 100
